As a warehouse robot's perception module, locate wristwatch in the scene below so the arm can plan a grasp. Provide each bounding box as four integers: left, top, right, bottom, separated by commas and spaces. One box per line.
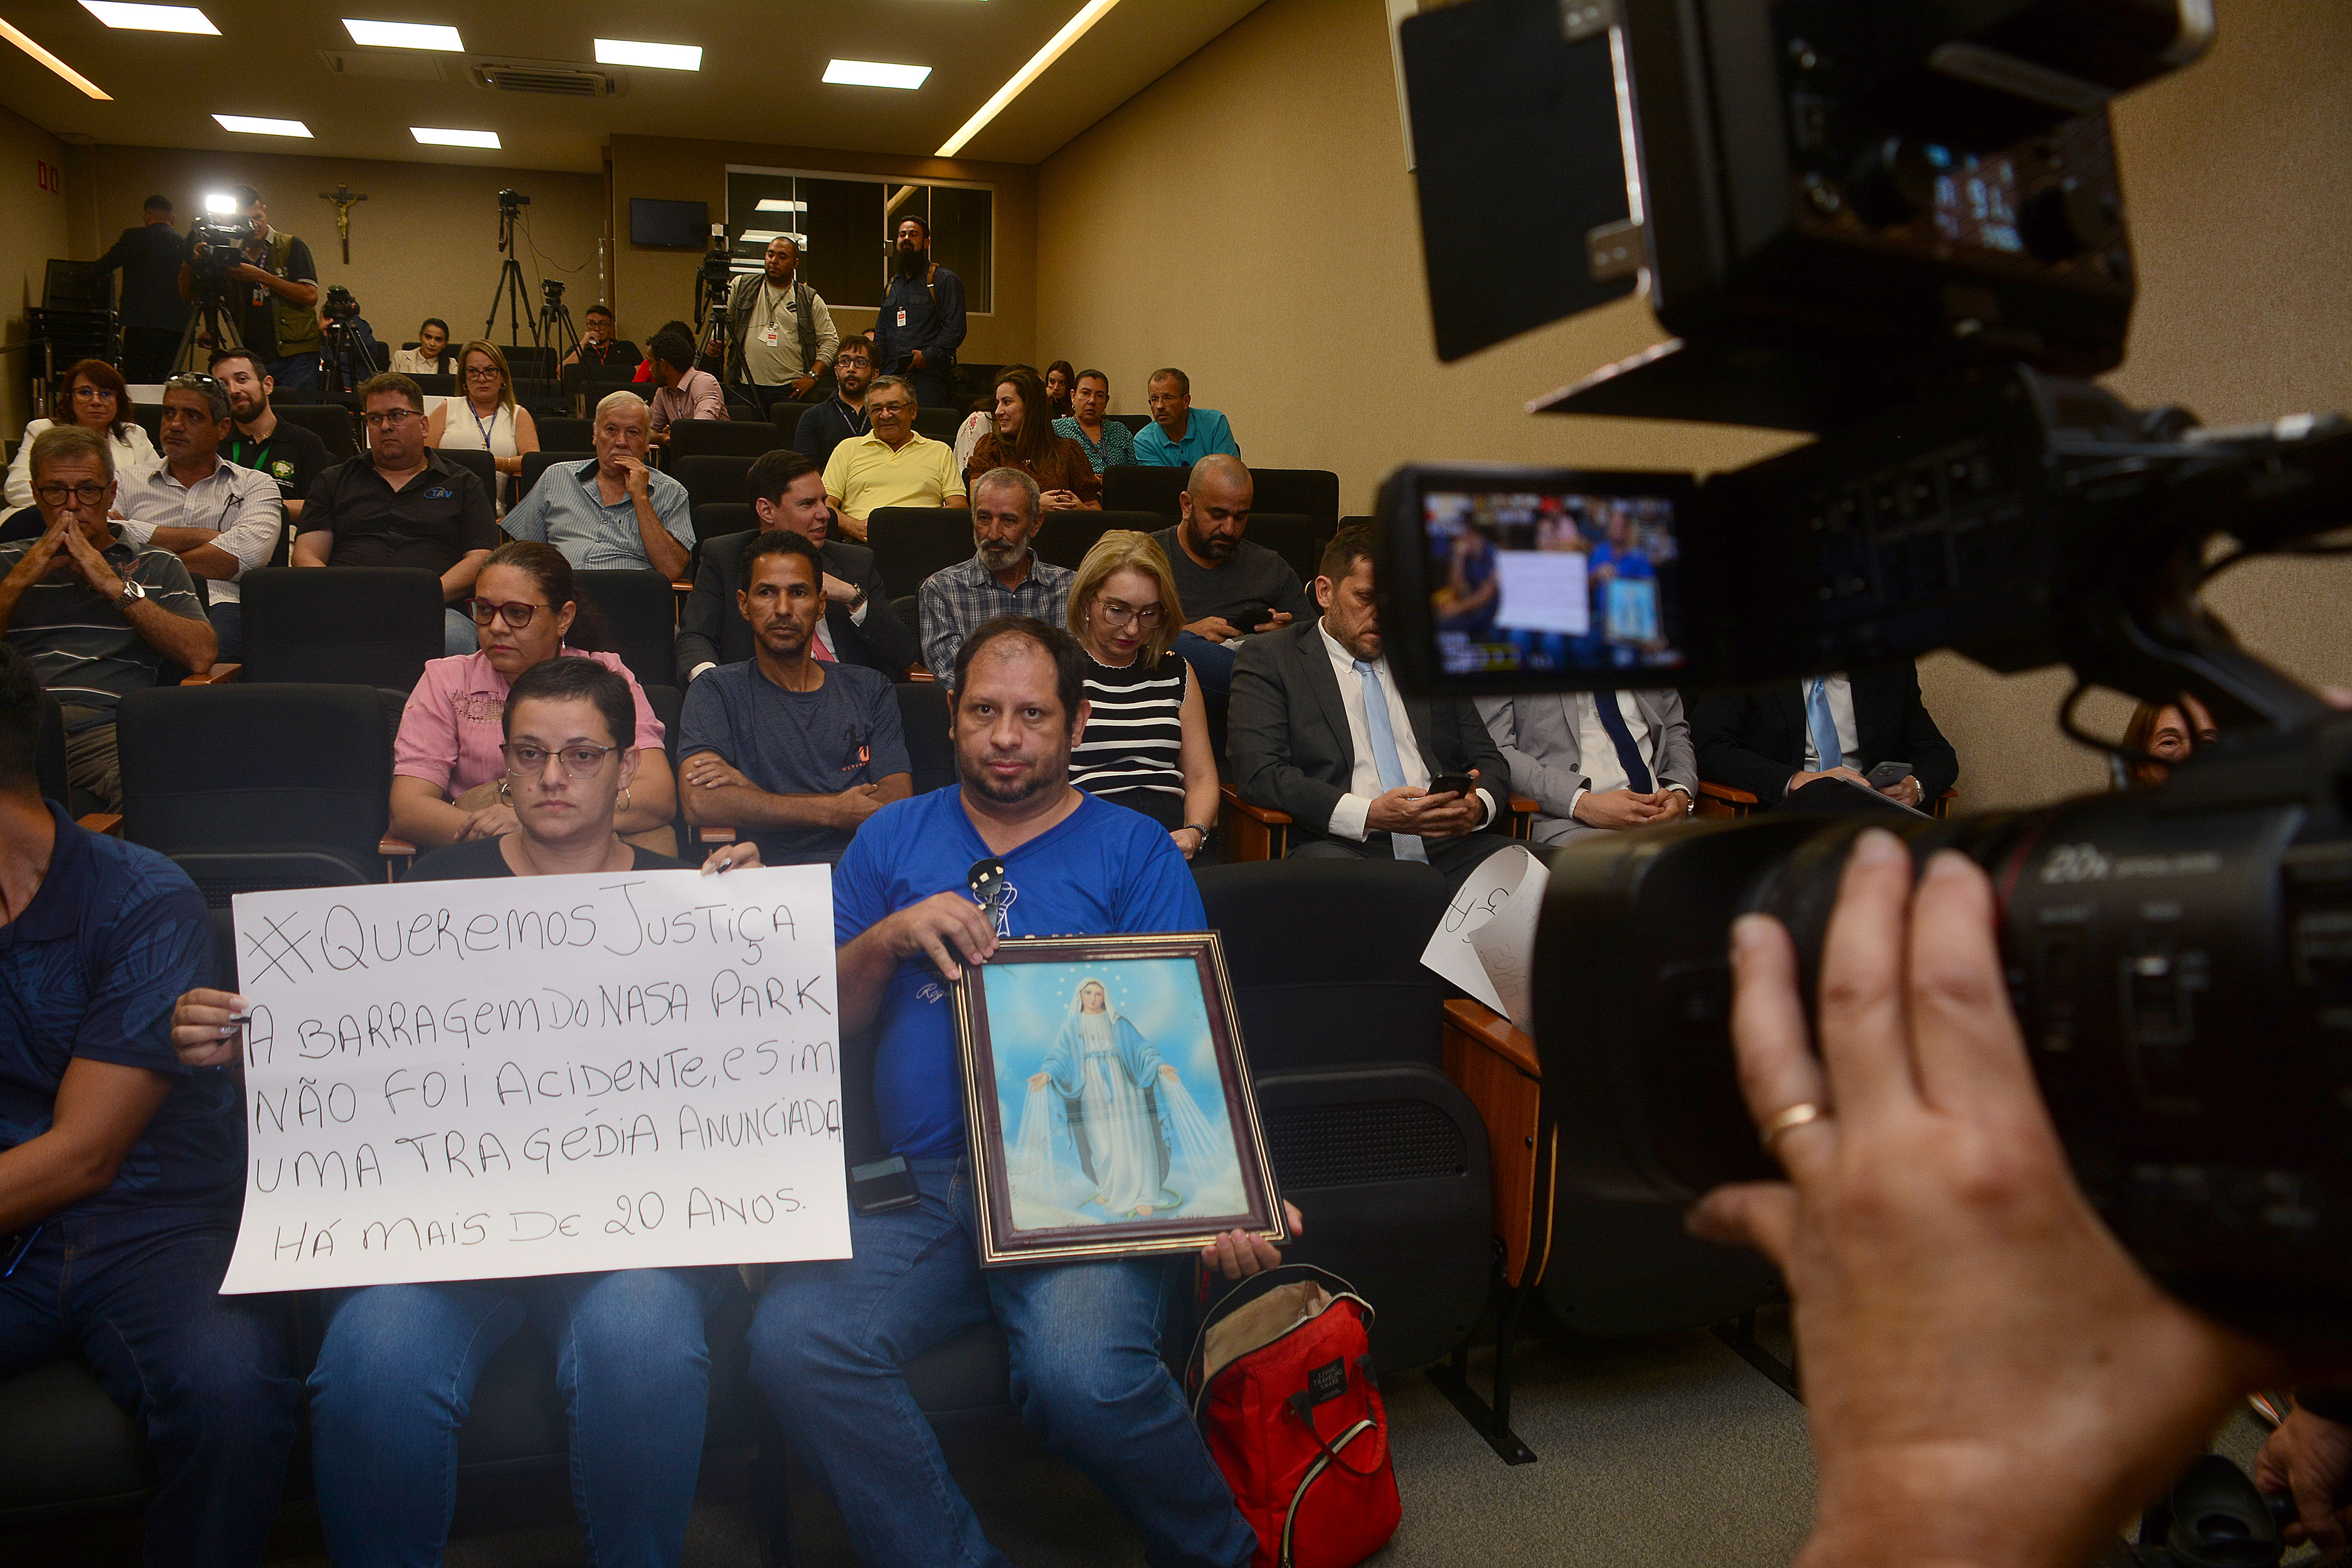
114, 578, 146, 610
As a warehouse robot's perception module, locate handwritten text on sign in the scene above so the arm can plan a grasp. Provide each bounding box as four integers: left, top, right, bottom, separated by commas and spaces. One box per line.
221, 867, 850, 1293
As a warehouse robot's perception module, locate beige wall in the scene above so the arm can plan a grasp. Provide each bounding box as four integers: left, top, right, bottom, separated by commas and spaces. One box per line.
74, 146, 605, 373
608, 134, 1036, 373
1037, 0, 2352, 812
0, 105, 76, 435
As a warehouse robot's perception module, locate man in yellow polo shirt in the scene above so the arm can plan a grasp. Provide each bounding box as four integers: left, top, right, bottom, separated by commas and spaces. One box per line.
821, 376, 966, 543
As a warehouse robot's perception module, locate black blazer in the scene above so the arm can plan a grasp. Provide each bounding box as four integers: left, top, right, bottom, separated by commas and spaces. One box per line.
1689, 662, 1959, 802
1229, 618, 1509, 845
674, 529, 918, 684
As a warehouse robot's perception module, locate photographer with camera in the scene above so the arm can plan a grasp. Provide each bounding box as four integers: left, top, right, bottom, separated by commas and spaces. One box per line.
176, 186, 321, 395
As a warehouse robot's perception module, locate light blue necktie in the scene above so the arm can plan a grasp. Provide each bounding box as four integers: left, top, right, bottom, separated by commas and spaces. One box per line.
1353, 659, 1428, 863
1806, 678, 1845, 771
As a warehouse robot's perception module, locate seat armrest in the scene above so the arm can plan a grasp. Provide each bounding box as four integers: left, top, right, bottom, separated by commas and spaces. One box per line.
904, 668, 935, 682
1217, 781, 1290, 826
182, 662, 241, 685
694, 826, 738, 845
1695, 778, 1762, 819
379, 836, 417, 881
77, 812, 123, 837
1217, 782, 1290, 863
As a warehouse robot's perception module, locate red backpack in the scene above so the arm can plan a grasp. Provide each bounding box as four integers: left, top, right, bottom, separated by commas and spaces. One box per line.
1187, 1266, 1402, 1568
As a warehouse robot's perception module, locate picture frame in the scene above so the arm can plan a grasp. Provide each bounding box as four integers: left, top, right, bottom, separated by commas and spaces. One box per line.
952, 933, 1288, 1268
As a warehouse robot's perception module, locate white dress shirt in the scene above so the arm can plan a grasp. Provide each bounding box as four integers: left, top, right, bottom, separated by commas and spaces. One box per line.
1317, 620, 1495, 847
1798, 673, 1862, 776
112, 455, 282, 606
1568, 691, 1692, 822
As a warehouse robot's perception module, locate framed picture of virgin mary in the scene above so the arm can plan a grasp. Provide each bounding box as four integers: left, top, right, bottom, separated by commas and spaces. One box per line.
951, 932, 1288, 1268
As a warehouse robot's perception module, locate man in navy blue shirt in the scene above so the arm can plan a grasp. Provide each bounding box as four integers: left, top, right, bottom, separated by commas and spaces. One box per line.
0, 645, 297, 1566
749, 615, 1295, 1568
869, 215, 966, 413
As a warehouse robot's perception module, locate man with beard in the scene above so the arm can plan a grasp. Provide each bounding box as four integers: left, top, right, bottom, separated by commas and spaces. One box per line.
677, 530, 910, 866
209, 349, 333, 524
869, 214, 965, 411
918, 467, 1071, 682
112, 373, 282, 660
746, 613, 1296, 1568
793, 334, 876, 470
1153, 455, 1309, 700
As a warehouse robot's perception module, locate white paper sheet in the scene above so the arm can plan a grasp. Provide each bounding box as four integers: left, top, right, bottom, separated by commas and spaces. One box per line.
220, 866, 851, 1293
1418, 844, 1549, 1032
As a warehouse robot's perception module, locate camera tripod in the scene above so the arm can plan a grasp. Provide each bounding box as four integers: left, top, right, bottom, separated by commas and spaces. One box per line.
538, 283, 580, 365
171, 286, 241, 375
483, 203, 541, 352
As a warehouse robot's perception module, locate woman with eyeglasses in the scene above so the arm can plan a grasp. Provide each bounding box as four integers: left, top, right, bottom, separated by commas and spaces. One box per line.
169, 656, 756, 1568
4, 358, 159, 510
425, 338, 539, 512
389, 540, 680, 853
1065, 531, 1219, 859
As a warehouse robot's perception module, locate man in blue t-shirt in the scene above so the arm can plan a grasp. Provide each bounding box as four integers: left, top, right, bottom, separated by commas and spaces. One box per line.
679, 530, 912, 864
0, 646, 297, 1567
748, 615, 1296, 1568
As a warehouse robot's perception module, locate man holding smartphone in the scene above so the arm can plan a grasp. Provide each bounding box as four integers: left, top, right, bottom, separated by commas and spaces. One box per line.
1156, 457, 1311, 701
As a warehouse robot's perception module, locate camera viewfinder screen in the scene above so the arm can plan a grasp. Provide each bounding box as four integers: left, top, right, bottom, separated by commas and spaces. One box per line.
1423, 487, 1683, 676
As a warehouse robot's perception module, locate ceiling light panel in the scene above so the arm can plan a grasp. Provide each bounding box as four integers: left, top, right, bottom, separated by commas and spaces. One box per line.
594, 38, 700, 70
344, 19, 464, 51
80, 2, 218, 33
411, 126, 499, 147
213, 114, 312, 136
937, 0, 1120, 156
824, 59, 930, 89
0, 18, 110, 97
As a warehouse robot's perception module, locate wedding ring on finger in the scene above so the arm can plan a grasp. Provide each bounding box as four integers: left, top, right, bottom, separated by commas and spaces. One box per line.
1759, 1101, 1824, 1153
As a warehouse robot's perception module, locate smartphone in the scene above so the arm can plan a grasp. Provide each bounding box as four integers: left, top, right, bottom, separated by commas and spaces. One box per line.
1226, 604, 1271, 633
1865, 761, 1914, 789
1428, 772, 1476, 798
849, 1155, 920, 1216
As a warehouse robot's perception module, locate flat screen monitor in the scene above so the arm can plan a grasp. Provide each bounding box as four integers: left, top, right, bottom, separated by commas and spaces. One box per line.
630, 198, 710, 249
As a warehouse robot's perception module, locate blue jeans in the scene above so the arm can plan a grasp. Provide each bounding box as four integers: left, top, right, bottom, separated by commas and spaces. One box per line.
1175, 632, 1236, 701
900, 367, 953, 413
308, 1267, 729, 1568
0, 1206, 299, 1568
749, 1157, 1255, 1568
265, 352, 319, 396
443, 607, 479, 657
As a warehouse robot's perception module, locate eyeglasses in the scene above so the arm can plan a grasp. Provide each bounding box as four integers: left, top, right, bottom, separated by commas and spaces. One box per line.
361, 408, 421, 428
464, 366, 503, 381
1095, 596, 1164, 629
70, 384, 115, 401
463, 598, 545, 627
866, 400, 909, 416
34, 482, 108, 504
501, 742, 620, 778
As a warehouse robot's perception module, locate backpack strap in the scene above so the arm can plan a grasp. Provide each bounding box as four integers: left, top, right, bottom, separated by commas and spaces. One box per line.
1279, 1357, 1389, 1478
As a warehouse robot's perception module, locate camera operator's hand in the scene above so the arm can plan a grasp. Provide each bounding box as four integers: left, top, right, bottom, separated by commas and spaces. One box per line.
1689, 830, 2280, 1568
2257, 1405, 2352, 1551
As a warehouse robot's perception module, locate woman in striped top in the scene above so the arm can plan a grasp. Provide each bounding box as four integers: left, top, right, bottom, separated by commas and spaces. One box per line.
1066, 531, 1220, 858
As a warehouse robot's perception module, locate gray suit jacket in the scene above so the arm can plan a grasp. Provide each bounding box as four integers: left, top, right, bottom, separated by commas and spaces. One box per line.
1476, 690, 1695, 845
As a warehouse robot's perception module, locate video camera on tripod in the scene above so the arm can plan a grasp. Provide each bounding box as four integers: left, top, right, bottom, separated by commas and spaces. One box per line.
186, 196, 255, 290
1387, 0, 2352, 1337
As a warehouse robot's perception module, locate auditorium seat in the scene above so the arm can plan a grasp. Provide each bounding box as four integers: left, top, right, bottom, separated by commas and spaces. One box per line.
0, 1360, 153, 1528
436, 446, 496, 498
1247, 469, 1341, 535
1244, 512, 1327, 586
269, 403, 358, 461
537, 415, 593, 451
1034, 509, 1162, 571
691, 501, 754, 546
1102, 464, 1187, 519
517, 449, 591, 502
1110, 413, 1153, 433
896, 679, 954, 792
672, 455, 755, 509
1195, 859, 1494, 1374
129, 401, 163, 448
866, 507, 978, 598
240, 566, 442, 690
117, 684, 396, 896
911, 408, 964, 443
574, 569, 681, 694
667, 419, 784, 460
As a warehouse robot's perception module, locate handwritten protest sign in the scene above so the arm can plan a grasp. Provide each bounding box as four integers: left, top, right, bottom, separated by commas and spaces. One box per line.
220, 866, 849, 1293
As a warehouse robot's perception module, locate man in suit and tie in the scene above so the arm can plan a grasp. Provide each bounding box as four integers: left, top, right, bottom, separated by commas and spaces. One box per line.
1690, 664, 1959, 813
675, 447, 919, 684
1477, 689, 1697, 846
1229, 524, 1515, 887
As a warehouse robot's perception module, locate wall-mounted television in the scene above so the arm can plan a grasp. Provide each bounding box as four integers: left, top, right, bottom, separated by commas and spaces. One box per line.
630, 197, 711, 248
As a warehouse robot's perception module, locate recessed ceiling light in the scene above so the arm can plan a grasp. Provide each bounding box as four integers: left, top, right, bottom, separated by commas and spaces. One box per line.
213, 114, 312, 137
754, 198, 807, 214
79, 2, 219, 34
344, 19, 464, 51
411, 126, 499, 148
594, 38, 699, 70
936, 0, 1120, 156
824, 59, 930, 90
0, 18, 110, 97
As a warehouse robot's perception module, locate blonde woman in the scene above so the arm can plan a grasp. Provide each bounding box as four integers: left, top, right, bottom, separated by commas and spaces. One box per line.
426, 339, 539, 510
1066, 530, 1219, 858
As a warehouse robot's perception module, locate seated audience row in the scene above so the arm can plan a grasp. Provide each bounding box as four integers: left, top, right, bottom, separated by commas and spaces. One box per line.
425, 339, 541, 511
4, 358, 158, 511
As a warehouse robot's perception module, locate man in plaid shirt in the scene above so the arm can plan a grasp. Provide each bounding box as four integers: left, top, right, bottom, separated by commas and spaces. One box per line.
917, 467, 1073, 681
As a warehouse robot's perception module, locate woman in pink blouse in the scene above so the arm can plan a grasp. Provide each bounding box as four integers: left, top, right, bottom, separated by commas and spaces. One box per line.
391, 541, 679, 850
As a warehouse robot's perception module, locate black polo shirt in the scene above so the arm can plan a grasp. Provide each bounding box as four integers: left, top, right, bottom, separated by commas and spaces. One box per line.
225, 418, 332, 509
299, 450, 495, 575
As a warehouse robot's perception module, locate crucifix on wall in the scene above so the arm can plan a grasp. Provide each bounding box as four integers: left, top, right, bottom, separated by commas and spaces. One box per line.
319, 183, 368, 263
